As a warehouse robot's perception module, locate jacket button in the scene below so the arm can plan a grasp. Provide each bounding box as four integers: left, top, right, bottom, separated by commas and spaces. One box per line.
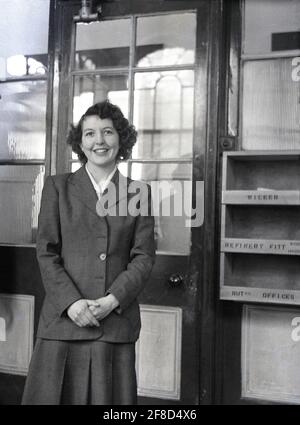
99, 253, 106, 261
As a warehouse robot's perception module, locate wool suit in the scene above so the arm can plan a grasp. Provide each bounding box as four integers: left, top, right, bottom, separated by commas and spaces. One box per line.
36, 165, 155, 342
22, 166, 155, 404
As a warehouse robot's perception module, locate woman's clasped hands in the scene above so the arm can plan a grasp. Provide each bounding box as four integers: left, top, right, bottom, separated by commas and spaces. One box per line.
67, 294, 119, 328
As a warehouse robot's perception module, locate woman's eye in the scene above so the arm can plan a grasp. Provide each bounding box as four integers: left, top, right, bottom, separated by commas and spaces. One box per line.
85, 131, 94, 137
103, 129, 113, 135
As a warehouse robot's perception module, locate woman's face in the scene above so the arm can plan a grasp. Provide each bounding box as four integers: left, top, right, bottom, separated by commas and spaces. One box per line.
80, 115, 120, 169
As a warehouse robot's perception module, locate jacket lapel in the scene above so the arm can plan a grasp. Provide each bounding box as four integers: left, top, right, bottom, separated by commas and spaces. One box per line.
68, 165, 129, 217
68, 166, 99, 217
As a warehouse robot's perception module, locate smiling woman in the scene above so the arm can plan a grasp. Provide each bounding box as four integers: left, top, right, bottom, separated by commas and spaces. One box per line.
67, 100, 137, 165
21, 100, 156, 405
81, 116, 120, 178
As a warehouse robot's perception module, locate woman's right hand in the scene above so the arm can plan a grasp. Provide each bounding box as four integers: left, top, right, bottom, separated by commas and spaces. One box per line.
67, 299, 100, 328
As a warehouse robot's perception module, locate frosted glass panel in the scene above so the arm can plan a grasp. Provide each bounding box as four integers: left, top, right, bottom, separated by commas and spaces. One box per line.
242, 58, 300, 149
0, 165, 44, 244
133, 71, 194, 159
136, 13, 196, 67
242, 305, 300, 404
73, 74, 129, 123
243, 0, 300, 55
129, 162, 191, 181
75, 19, 130, 69
0, 0, 49, 78
126, 162, 192, 256
0, 80, 47, 159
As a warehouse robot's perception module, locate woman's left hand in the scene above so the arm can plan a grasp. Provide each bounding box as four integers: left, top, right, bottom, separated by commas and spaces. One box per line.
88, 294, 119, 321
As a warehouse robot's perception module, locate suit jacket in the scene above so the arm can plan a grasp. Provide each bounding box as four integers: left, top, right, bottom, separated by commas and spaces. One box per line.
36, 166, 155, 342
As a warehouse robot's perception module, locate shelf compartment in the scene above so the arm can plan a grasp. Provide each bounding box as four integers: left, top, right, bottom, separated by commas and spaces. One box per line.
222, 252, 300, 290
223, 151, 300, 191
222, 204, 300, 240
220, 252, 300, 305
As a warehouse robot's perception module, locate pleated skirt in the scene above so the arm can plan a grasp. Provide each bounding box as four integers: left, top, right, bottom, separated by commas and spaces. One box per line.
21, 338, 137, 405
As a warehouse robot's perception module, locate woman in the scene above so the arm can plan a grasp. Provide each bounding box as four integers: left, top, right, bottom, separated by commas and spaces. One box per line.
22, 100, 155, 405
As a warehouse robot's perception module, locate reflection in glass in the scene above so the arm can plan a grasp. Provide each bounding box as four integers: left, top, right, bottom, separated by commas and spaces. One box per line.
242, 58, 300, 149
0, 0, 49, 78
133, 71, 194, 159
0, 165, 44, 244
136, 13, 196, 67
129, 162, 192, 255
75, 19, 130, 70
6, 55, 26, 77
5, 55, 47, 78
0, 80, 47, 159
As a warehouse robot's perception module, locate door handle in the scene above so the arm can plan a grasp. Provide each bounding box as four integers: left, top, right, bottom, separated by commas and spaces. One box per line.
168, 273, 184, 287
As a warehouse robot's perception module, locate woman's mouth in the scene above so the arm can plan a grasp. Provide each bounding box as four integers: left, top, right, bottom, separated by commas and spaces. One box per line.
93, 147, 109, 154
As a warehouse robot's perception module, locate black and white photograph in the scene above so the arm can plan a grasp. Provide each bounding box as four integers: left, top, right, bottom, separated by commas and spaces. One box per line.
0, 0, 299, 414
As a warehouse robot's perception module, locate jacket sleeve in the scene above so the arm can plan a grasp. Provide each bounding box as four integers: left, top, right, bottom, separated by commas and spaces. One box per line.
36, 176, 82, 316
107, 184, 156, 312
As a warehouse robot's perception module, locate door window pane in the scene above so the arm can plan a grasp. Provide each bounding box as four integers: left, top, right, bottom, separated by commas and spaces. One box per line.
242, 58, 300, 150
136, 13, 196, 67
0, 0, 49, 78
243, 0, 300, 55
122, 162, 192, 255
0, 80, 47, 159
0, 165, 44, 244
133, 71, 194, 159
75, 19, 131, 70
73, 74, 129, 122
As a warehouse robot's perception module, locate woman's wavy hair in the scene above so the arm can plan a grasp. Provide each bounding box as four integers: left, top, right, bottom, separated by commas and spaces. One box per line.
67, 100, 137, 164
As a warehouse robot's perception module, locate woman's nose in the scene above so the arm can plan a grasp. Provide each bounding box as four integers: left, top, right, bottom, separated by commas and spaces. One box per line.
94, 131, 103, 144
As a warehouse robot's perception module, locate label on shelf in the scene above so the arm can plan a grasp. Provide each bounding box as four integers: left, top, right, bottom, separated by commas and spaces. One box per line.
220, 286, 300, 305
221, 238, 300, 255
222, 190, 300, 205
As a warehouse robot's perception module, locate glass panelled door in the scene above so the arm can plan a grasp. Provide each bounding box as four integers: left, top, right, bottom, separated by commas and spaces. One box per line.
71, 12, 196, 256
58, 0, 205, 404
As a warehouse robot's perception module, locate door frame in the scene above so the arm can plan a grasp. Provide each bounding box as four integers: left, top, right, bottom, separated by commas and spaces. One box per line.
214, 0, 249, 405
50, 0, 224, 405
